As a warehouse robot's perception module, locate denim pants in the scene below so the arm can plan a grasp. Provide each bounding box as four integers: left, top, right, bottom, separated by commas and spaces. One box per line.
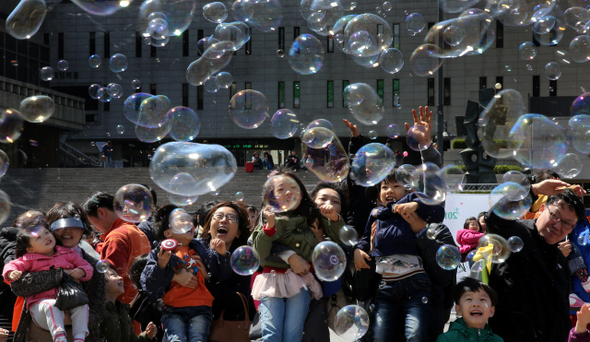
373, 273, 431, 342
259, 287, 311, 342
161, 306, 213, 342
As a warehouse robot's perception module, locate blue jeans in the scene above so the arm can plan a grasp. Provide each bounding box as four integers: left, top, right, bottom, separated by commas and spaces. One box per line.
104, 156, 112, 168
373, 273, 431, 342
161, 306, 213, 342
259, 288, 311, 342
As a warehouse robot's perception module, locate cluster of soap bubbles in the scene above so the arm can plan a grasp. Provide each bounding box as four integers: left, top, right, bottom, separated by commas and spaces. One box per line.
231, 246, 260, 276
113, 184, 154, 223
138, 0, 198, 45
311, 241, 346, 282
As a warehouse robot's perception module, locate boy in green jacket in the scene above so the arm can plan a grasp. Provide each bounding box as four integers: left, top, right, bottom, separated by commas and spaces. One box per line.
437, 277, 504, 342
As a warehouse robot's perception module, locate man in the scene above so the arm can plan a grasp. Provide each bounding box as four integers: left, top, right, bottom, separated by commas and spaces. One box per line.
102, 141, 113, 168
486, 179, 586, 342
285, 150, 299, 171
83, 192, 151, 304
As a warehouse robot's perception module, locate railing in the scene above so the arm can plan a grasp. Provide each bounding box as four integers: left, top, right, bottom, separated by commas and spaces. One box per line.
59, 141, 102, 167
460, 184, 499, 192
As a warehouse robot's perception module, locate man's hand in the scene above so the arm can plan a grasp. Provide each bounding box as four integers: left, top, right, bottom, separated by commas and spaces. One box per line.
343, 119, 360, 137
172, 268, 199, 288
557, 241, 572, 258
157, 248, 172, 270
145, 321, 157, 339
319, 204, 339, 222
532, 179, 572, 196
288, 254, 311, 276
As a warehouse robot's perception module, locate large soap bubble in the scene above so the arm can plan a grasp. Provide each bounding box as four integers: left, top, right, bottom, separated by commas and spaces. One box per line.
519, 41, 537, 60
19, 95, 55, 123
478, 234, 511, 264
302, 136, 350, 183
168, 107, 201, 142
569, 114, 590, 153
211, 22, 251, 51
0, 191, 10, 226
509, 114, 569, 169
343, 14, 393, 58
0, 109, 24, 143
441, 0, 481, 13
263, 175, 301, 212
229, 90, 269, 129
344, 83, 384, 125
288, 34, 324, 75
232, 0, 282, 32
551, 153, 583, 179
231, 246, 260, 275
300, 0, 345, 36
113, 184, 154, 223
350, 143, 394, 187
0, 150, 9, 178
271, 109, 299, 139
502, 171, 531, 193
406, 13, 425, 35
71, 0, 130, 16
150, 142, 237, 196
312, 241, 346, 281
135, 120, 172, 143
407, 125, 432, 151
186, 41, 234, 86
137, 95, 171, 128
334, 305, 369, 340
479, 89, 526, 159
168, 192, 199, 207
436, 244, 460, 270
302, 127, 334, 149
6, 0, 47, 40
306, 119, 334, 132
410, 44, 443, 76
440, 164, 465, 192
488, 182, 532, 220
380, 48, 404, 74
203, 2, 228, 23
138, 0, 198, 36
109, 53, 128, 73
411, 162, 447, 205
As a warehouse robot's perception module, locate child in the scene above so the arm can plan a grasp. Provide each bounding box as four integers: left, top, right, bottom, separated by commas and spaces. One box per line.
3, 224, 94, 342
353, 169, 445, 341
456, 217, 485, 261
571, 303, 590, 341
251, 170, 346, 342
102, 264, 157, 342
437, 277, 503, 342
140, 205, 229, 342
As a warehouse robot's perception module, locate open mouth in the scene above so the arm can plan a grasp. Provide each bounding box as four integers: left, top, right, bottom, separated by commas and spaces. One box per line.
470, 310, 483, 317
217, 227, 228, 236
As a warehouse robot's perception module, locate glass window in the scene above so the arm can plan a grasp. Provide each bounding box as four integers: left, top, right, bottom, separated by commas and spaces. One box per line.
496, 20, 504, 48
245, 28, 252, 55
479, 76, 487, 89
427, 78, 435, 106
294, 81, 300, 109
197, 85, 204, 110
294, 26, 300, 40
327, 35, 334, 53
182, 30, 189, 56
377, 79, 384, 106
327, 80, 334, 108
393, 24, 400, 49
89, 32, 95, 55
393, 79, 400, 107
104, 31, 110, 58
183, 83, 189, 107
343, 80, 349, 107
550, 80, 557, 96
58, 32, 64, 59
444, 78, 451, 105
278, 81, 285, 108
136, 32, 142, 57
533, 75, 540, 97
150, 84, 157, 95
278, 27, 285, 51
230, 82, 237, 100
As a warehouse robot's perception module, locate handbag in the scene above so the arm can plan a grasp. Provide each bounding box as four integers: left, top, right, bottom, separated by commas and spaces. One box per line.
101, 155, 106, 161
54, 272, 89, 311
208, 292, 251, 342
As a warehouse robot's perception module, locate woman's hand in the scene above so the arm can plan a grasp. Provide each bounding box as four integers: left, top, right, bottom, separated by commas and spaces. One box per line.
319, 204, 339, 222
210, 238, 227, 255
193, 256, 210, 281
354, 249, 371, 270
405, 106, 433, 147
145, 322, 157, 339
172, 268, 199, 288
288, 254, 311, 276
68, 268, 85, 280
157, 248, 172, 270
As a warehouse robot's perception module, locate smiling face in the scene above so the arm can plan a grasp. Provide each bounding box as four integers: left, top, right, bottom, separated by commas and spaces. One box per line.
105, 267, 125, 301
209, 206, 240, 246
455, 289, 495, 329
26, 227, 56, 256
478, 216, 487, 233
314, 188, 342, 215
271, 175, 302, 211
536, 200, 578, 245
53, 227, 85, 248
379, 180, 407, 206
467, 220, 480, 232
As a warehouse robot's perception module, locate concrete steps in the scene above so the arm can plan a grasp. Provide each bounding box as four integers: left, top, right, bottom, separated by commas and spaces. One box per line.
0, 167, 322, 225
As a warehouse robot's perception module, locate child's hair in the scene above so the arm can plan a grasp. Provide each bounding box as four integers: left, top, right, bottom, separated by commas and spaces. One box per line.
247, 205, 259, 215
452, 277, 498, 306
310, 182, 349, 218
13, 210, 46, 228
15, 223, 50, 258
463, 217, 480, 231
365, 168, 410, 201
153, 204, 180, 242
128, 254, 149, 290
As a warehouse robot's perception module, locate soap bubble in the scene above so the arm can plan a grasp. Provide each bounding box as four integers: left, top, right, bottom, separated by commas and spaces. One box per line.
88, 54, 101, 68
204, 76, 220, 93
344, 83, 384, 125
478, 234, 511, 263
211, 22, 251, 51
426, 224, 446, 240
168, 193, 199, 207
96, 260, 109, 273
6, 0, 47, 40
507, 236, 524, 252
406, 13, 425, 35
88, 84, 100, 99
19, 95, 55, 123
235, 191, 245, 201
396, 164, 417, 188
107, 83, 123, 99
502, 171, 531, 193
40, 67, 54, 81
544, 62, 562, 80
302, 127, 334, 149
149, 142, 237, 196
132, 79, 142, 90
288, 34, 324, 75
109, 53, 128, 73
564, 7, 590, 32
169, 208, 194, 234
407, 125, 432, 151
306, 119, 334, 132
350, 143, 394, 187
302, 136, 350, 183
71, 0, 127, 15
334, 305, 369, 340
135, 122, 172, 143
229, 90, 269, 129
343, 14, 393, 57
168, 107, 201, 142
0, 109, 24, 143
232, 0, 282, 32
383, 1, 392, 11
380, 48, 404, 74
436, 244, 460, 270
411, 162, 447, 205
113, 184, 154, 223
263, 175, 301, 212
116, 125, 125, 135
271, 109, 299, 139
489, 182, 531, 220
137, 95, 170, 128
569, 114, 590, 153
551, 153, 583, 179
440, 164, 465, 192
186, 41, 234, 86
368, 130, 378, 139
203, 2, 228, 23
410, 44, 443, 76
138, 0, 198, 37
57, 60, 69, 71
0, 150, 9, 178
570, 35, 590, 63
312, 241, 346, 281
443, 25, 464, 46
339, 225, 358, 246
509, 114, 568, 169
441, 0, 481, 13
519, 41, 537, 60
231, 246, 260, 276
578, 229, 590, 246
97, 87, 112, 103
300, 0, 344, 36
145, 15, 169, 40
386, 124, 401, 139
216, 72, 233, 89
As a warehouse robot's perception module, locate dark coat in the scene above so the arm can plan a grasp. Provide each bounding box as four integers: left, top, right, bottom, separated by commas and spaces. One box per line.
101, 300, 154, 342
0, 227, 18, 327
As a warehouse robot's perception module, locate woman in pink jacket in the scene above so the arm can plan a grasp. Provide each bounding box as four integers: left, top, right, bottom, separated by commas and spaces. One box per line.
3, 224, 93, 342
456, 217, 485, 261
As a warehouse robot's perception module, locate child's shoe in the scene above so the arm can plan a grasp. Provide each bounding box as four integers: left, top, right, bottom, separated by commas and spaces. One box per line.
570, 293, 586, 310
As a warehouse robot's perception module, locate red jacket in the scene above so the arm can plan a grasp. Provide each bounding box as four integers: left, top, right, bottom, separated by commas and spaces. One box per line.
456, 229, 485, 255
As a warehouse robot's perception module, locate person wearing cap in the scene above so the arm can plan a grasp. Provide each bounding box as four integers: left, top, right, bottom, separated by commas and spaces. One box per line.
83, 192, 151, 305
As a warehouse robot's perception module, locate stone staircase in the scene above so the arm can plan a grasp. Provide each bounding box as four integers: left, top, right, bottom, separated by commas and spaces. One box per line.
0, 167, 322, 225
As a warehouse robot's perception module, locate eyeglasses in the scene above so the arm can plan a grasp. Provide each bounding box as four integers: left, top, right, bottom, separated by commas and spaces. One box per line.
546, 205, 576, 231
212, 212, 239, 223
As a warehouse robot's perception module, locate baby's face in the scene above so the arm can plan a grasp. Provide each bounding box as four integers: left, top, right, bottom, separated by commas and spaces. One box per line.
379, 181, 406, 205
105, 268, 125, 298
455, 289, 495, 329
272, 175, 302, 211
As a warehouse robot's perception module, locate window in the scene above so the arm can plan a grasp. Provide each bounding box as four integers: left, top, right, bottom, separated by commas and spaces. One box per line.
197, 85, 204, 110
245, 82, 252, 89
327, 80, 334, 108
182, 30, 189, 56
427, 78, 435, 106
428, 22, 435, 30
393, 24, 400, 49
393, 79, 400, 107
496, 21, 504, 48
294, 26, 300, 40
43, 33, 50, 46
230, 82, 237, 100
197, 29, 204, 42
343, 80, 350, 107
496, 76, 503, 90
182, 83, 189, 107
533, 75, 540, 97
278, 82, 285, 108
245, 28, 252, 55
327, 35, 334, 53
135, 32, 142, 57
444, 78, 451, 105
549, 80, 557, 96
294, 81, 300, 109
58, 32, 64, 59
104, 101, 110, 112
104, 31, 110, 58
89, 32, 96, 55
278, 27, 285, 51
533, 31, 540, 47
377, 79, 384, 106
479, 77, 487, 89
150, 84, 157, 95
151, 44, 157, 57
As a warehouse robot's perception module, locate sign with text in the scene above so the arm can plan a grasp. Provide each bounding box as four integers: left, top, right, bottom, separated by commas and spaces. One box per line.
443, 193, 491, 244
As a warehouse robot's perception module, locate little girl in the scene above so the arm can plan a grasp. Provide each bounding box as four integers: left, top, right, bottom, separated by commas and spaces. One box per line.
3, 224, 93, 342
456, 217, 485, 261
251, 170, 345, 342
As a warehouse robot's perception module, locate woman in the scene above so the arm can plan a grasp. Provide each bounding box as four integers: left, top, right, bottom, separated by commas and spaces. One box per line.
11, 202, 106, 342
199, 202, 255, 323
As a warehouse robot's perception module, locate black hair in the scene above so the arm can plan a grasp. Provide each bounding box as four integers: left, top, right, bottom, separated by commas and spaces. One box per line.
366, 168, 410, 201
15, 223, 50, 258
463, 216, 480, 231
310, 182, 349, 219
247, 205, 259, 215
45, 201, 93, 234
530, 170, 561, 184
477, 212, 486, 221
83, 192, 115, 217
195, 201, 219, 228
128, 254, 149, 290
452, 277, 498, 306
199, 201, 251, 251
153, 204, 180, 242
140, 183, 158, 206
547, 189, 586, 223
13, 210, 46, 228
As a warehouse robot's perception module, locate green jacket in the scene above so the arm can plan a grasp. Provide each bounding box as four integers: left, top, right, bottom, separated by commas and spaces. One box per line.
437, 318, 504, 342
101, 300, 155, 342
251, 213, 345, 268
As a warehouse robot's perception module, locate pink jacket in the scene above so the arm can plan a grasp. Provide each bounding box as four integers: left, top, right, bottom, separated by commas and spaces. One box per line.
456, 229, 485, 255
3, 245, 93, 309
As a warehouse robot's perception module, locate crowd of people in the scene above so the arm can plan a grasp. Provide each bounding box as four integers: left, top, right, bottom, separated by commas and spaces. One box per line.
1, 106, 590, 342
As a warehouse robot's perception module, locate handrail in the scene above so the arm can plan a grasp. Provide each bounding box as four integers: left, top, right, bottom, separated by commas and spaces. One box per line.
59, 141, 102, 167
